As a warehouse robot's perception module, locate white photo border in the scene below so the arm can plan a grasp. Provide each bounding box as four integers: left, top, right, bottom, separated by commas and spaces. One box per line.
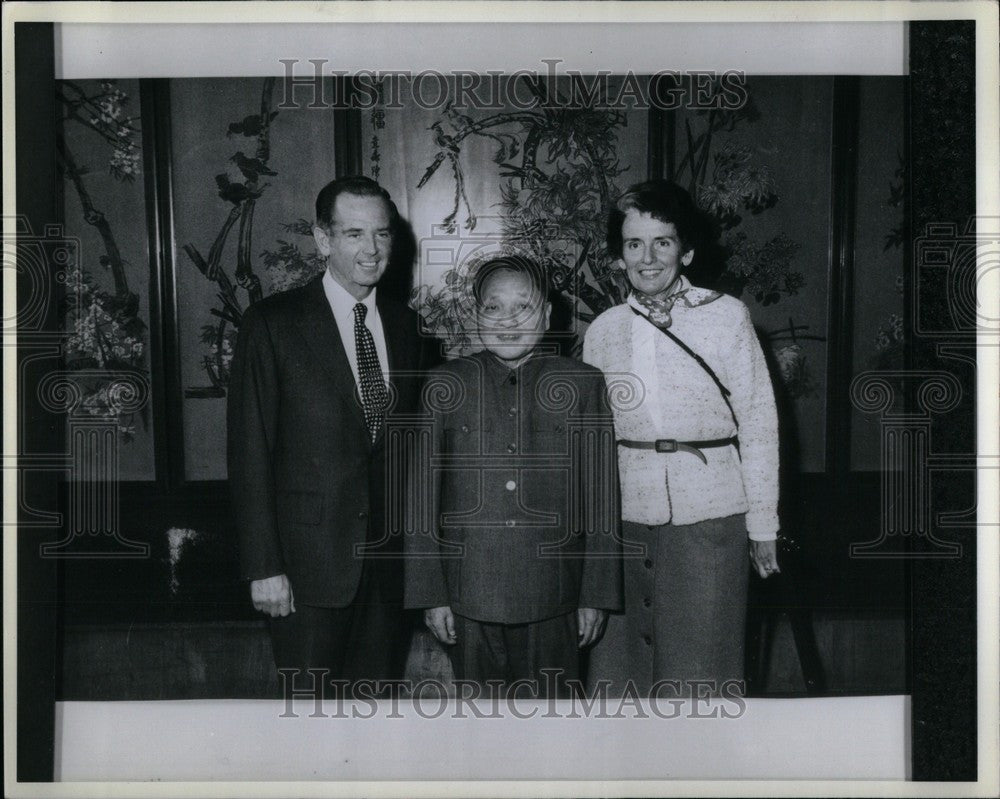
3, 2, 998, 797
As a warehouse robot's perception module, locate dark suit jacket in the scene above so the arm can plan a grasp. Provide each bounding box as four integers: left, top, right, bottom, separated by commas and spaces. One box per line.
404, 352, 624, 624
227, 276, 429, 608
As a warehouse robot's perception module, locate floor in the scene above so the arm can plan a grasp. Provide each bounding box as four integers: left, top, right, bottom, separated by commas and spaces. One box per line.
59, 609, 906, 700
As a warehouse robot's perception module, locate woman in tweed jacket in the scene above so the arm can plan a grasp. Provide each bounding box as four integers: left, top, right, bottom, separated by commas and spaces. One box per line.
583, 180, 781, 697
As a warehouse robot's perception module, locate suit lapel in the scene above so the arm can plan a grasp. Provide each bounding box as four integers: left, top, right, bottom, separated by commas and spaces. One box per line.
293, 277, 368, 433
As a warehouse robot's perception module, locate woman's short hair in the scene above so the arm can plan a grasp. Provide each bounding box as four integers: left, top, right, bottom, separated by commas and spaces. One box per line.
606, 180, 700, 259
471, 254, 549, 305
315, 175, 399, 229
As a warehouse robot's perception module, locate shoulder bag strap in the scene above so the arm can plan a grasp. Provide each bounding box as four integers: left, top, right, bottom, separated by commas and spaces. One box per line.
629, 306, 739, 430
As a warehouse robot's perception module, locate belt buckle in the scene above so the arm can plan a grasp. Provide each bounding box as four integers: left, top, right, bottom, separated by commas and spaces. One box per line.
655, 439, 678, 453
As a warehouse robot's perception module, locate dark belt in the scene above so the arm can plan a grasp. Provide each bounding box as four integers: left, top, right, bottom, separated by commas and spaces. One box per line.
617, 437, 738, 465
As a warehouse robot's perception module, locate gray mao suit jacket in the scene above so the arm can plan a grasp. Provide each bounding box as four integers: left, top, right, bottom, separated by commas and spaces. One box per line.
405, 351, 624, 624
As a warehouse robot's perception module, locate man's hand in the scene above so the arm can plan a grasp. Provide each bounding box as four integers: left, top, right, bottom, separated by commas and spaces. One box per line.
424, 606, 456, 645
750, 539, 780, 579
250, 573, 295, 617
577, 607, 608, 648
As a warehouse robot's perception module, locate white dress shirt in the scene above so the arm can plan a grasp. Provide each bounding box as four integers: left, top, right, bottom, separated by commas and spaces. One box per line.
322, 269, 389, 388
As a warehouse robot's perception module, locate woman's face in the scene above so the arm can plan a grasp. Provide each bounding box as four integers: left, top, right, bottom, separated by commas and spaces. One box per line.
619, 209, 694, 298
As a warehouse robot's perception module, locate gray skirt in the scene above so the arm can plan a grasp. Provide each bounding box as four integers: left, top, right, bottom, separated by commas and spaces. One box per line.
588, 514, 749, 697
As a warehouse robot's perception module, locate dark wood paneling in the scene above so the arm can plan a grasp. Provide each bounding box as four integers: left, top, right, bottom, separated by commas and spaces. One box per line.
908, 20, 977, 781
59, 481, 250, 626
15, 20, 59, 783
58, 473, 904, 626
825, 76, 860, 481
141, 79, 185, 487
60, 621, 279, 700
646, 106, 675, 180
333, 77, 364, 178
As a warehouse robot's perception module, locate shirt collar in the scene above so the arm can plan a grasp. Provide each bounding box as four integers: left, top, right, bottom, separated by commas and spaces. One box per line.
476, 347, 542, 378
322, 269, 377, 322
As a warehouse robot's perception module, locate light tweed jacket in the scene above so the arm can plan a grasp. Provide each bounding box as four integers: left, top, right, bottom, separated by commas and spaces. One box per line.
583, 277, 779, 540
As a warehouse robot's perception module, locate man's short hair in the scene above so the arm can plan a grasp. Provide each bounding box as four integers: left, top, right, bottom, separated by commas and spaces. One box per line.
315, 175, 399, 229
471, 254, 549, 306
606, 180, 700, 260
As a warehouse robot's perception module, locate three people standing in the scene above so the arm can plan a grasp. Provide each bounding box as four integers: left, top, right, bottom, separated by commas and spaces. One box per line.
228, 175, 780, 697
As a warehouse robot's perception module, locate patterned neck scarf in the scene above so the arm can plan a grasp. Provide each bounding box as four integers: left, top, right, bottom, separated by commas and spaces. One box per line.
629, 276, 723, 328
629, 279, 689, 329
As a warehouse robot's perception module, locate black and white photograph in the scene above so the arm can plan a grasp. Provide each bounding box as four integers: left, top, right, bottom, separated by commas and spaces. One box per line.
4, 2, 998, 795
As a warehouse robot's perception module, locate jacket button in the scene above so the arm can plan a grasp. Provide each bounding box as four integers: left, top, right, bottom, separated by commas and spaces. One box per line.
505, 519, 516, 528
643, 635, 652, 646
357, 511, 367, 520
505, 480, 516, 491
643, 597, 652, 608
508, 406, 517, 416
644, 558, 653, 569
507, 442, 517, 453
460, 424, 469, 433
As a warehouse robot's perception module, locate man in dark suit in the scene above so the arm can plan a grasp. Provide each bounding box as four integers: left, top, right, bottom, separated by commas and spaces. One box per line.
228, 176, 428, 691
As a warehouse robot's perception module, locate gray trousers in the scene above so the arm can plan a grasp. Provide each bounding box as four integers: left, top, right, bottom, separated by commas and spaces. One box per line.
588, 514, 749, 697
450, 611, 579, 698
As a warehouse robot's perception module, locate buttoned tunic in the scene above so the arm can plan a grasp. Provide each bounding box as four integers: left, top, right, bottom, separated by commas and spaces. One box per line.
404, 351, 624, 625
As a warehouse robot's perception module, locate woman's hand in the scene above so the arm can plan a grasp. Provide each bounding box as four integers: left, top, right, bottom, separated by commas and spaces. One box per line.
750, 539, 780, 579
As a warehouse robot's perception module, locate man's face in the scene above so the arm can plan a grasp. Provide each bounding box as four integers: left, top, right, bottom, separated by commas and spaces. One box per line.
313, 193, 393, 299
619, 209, 693, 298
476, 269, 551, 368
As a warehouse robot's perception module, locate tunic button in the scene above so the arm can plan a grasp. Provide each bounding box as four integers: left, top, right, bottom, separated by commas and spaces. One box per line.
507, 442, 517, 453
460, 424, 469, 433
505, 519, 516, 528
357, 511, 367, 520
508, 406, 517, 416
643, 597, 652, 608
505, 480, 516, 491
643, 635, 652, 646
644, 558, 653, 569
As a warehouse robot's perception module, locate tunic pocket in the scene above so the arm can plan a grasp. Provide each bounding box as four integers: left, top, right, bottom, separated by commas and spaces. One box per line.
442, 423, 487, 455
528, 420, 568, 455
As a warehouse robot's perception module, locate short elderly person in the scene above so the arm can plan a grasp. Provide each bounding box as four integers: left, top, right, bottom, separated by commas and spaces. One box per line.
583, 179, 780, 698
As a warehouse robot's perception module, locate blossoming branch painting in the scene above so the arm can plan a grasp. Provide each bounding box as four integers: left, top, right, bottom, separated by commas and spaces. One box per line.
54, 75, 903, 483
58, 79, 156, 480
180, 78, 324, 399
397, 76, 846, 470
170, 78, 338, 479
408, 75, 634, 357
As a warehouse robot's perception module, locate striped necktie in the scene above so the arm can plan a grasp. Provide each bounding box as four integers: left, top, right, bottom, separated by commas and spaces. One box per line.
353, 302, 388, 441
